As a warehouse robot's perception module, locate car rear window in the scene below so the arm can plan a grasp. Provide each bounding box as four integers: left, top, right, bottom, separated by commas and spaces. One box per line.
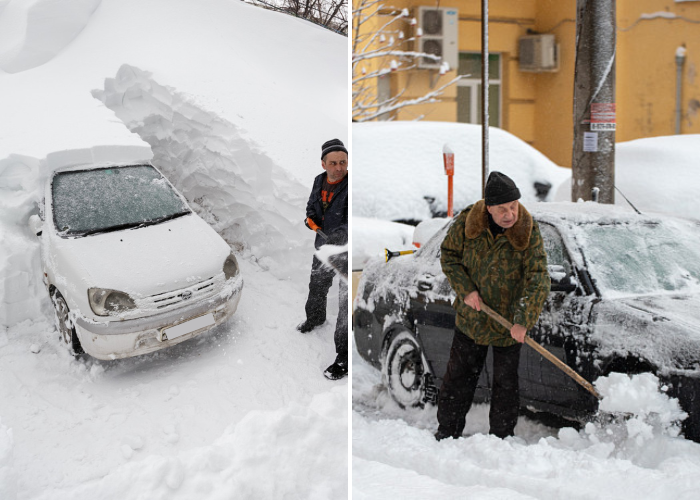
52, 164, 190, 236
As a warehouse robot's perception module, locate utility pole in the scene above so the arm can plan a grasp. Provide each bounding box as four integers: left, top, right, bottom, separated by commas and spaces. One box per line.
481, 0, 489, 198
572, 0, 616, 204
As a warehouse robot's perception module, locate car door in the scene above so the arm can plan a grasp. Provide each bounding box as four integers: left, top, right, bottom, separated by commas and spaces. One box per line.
520, 222, 597, 417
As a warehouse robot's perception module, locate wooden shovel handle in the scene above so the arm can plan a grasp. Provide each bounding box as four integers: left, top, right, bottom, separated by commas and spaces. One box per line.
479, 302, 602, 400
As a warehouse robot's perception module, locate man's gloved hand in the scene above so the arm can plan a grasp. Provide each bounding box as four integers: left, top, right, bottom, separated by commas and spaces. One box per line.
305, 218, 321, 232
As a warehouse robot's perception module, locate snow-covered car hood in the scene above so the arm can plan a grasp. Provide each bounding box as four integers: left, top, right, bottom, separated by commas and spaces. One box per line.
591, 294, 700, 374
50, 213, 230, 297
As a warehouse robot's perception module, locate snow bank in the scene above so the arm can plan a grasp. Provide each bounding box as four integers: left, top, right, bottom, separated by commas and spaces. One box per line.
33, 387, 347, 500
0, 0, 101, 73
92, 64, 311, 278
353, 121, 570, 222
554, 134, 700, 215
0, 417, 17, 500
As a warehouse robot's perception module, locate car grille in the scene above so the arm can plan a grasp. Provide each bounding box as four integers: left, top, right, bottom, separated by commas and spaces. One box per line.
140, 276, 220, 311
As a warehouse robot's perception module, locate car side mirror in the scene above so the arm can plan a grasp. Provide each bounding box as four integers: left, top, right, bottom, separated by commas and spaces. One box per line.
29, 214, 43, 236
548, 264, 577, 293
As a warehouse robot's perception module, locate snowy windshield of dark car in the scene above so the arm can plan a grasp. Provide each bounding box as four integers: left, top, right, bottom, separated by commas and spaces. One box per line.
52, 165, 190, 236
580, 222, 700, 297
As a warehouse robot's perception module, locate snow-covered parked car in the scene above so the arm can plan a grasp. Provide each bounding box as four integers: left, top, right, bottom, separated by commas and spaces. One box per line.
353, 121, 570, 224
29, 161, 243, 360
353, 202, 700, 442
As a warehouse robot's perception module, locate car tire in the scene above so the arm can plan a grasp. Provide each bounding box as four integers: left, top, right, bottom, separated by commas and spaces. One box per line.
383, 330, 428, 409
51, 291, 84, 356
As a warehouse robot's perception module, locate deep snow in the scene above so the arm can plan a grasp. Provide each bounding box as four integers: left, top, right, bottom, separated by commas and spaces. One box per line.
0, 0, 347, 498
352, 122, 571, 223
353, 339, 700, 500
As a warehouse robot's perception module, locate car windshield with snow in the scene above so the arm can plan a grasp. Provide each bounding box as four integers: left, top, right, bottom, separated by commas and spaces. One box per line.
353, 202, 700, 442
52, 164, 191, 237
31, 161, 244, 360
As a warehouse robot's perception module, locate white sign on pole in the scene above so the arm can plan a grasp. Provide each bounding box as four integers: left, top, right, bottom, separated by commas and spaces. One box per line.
583, 132, 598, 152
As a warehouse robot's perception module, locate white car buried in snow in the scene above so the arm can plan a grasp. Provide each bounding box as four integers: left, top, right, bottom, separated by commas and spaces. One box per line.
29, 161, 243, 360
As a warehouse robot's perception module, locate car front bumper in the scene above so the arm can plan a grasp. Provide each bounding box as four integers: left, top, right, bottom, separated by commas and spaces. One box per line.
74, 277, 243, 360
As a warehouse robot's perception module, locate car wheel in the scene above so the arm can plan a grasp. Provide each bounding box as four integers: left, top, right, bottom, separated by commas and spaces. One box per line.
51, 291, 84, 356
383, 330, 428, 409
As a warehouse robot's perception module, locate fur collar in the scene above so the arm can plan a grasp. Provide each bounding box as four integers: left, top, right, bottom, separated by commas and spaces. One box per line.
465, 199, 533, 251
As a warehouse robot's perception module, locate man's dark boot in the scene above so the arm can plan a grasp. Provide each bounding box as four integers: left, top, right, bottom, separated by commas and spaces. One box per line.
323, 356, 347, 380
434, 429, 457, 441
296, 320, 322, 333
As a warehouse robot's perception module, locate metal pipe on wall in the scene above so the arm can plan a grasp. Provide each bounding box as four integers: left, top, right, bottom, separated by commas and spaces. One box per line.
676, 46, 687, 135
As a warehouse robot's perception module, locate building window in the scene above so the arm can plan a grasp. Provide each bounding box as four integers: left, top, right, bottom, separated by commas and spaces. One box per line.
457, 53, 501, 127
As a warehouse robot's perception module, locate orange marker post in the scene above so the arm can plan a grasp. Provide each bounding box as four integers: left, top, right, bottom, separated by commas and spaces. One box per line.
443, 144, 454, 218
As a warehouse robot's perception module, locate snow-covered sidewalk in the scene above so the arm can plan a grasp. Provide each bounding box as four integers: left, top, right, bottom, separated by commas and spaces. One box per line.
352, 341, 700, 500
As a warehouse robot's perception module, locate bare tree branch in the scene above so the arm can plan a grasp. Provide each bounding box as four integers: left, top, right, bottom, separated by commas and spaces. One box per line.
352, 0, 461, 121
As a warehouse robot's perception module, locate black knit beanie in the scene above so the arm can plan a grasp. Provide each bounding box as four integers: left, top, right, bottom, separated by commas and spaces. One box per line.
321, 139, 348, 159
485, 171, 521, 206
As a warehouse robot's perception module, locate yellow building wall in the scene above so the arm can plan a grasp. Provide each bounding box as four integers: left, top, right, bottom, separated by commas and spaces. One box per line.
354, 0, 700, 168
617, 0, 700, 140
531, 0, 577, 168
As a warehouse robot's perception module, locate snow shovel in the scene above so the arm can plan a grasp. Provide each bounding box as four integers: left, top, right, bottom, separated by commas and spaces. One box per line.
306, 218, 348, 280
385, 248, 416, 262
480, 302, 602, 400
305, 217, 329, 241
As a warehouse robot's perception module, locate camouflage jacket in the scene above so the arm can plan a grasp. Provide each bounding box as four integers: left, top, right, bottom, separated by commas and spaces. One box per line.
440, 200, 550, 347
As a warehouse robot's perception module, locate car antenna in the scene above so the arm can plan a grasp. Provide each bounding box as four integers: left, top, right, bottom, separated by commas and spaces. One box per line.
614, 186, 643, 215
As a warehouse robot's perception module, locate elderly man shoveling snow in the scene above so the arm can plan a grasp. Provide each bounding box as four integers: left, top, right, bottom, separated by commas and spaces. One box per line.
435, 171, 550, 440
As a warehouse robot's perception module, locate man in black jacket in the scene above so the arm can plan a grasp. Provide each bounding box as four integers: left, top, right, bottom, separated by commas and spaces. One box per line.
298, 138, 349, 380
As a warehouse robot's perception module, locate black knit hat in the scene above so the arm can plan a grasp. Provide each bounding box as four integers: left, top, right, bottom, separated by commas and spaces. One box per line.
485, 171, 521, 206
321, 139, 348, 160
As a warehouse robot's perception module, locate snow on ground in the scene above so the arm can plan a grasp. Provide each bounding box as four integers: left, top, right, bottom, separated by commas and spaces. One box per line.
352, 341, 700, 500
0, 1, 347, 498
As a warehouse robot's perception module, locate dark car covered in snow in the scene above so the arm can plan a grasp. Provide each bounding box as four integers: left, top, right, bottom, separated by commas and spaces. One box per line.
353, 202, 700, 442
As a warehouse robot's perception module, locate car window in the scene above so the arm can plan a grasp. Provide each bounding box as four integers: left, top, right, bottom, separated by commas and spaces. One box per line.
52, 165, 190, 236
415, 220, 453, 262
539, 222, 572, 280
580, 221, 700, 297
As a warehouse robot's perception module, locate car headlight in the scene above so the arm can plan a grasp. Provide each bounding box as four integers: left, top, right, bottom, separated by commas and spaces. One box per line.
223, 252, 240, 280
88, 288, 137, 316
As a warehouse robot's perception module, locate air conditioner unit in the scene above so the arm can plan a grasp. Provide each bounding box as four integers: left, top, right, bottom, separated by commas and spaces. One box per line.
519, 34, 559, 72
415, 6, 458, 70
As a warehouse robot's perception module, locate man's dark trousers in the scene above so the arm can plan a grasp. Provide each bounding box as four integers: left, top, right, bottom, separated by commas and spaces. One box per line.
304, 255, 348, 363
437, 329, 522, 439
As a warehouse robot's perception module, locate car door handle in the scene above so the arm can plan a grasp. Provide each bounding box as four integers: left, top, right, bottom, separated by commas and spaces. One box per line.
417, 280, 433, 291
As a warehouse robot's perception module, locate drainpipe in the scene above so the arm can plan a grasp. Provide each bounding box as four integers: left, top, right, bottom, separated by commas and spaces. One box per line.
676, 45, 686, 135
